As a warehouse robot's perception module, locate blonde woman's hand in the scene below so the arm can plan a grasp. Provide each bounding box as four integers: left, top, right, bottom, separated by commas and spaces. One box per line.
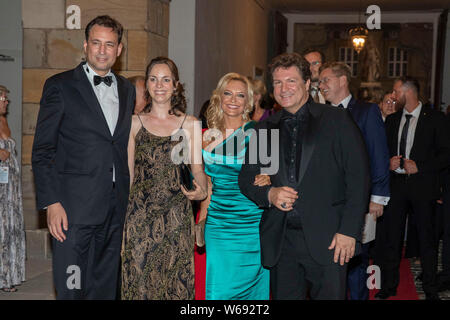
253, 174, 271, 187
181, 179, 207, 201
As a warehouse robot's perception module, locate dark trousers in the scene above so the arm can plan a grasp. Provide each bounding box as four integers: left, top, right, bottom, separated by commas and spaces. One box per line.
347, 243, 370, 300
405, 212, 420, 258
52, 191, 124, 299
270, 226, 347, 300
375, 175, 438, 295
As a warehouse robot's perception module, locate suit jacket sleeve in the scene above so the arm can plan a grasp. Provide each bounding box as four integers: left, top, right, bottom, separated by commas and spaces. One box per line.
415, 112, 450, 174
238, 124, 272, 208
31, 77, 65, 209
337, 111, 371, 240
363, 104, 390, 198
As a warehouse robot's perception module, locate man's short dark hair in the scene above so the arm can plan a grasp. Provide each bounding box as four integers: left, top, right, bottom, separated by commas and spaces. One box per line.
268, 53, 311, 82
85, 15, 124, 44
302, 48, 326, 63
396, 76, 420, 96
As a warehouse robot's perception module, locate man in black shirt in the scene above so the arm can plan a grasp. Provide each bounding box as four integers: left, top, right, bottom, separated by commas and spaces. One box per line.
239, 53, 370, 299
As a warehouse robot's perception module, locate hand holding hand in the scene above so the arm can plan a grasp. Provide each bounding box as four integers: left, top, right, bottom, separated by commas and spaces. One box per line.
328, 233, 356, 265
268, 186, 298, 211
253, 174, 271, 187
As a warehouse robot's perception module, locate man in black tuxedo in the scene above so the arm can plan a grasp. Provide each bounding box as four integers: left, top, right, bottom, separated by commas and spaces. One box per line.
374, 77, 450, 300
32, 16, 135, 299
238, 53, 370, 299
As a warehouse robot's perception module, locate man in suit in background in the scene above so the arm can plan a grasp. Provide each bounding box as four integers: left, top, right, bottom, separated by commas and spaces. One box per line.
374, 77, 450, 300
318, 62, 390, 300
239, 53, 370, 299
32, 15, 135, 299
303, 48, 326, 104
379, 92, 396, 122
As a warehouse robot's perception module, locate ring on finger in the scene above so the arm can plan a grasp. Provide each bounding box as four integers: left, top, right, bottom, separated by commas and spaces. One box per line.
281, 202, 287, 209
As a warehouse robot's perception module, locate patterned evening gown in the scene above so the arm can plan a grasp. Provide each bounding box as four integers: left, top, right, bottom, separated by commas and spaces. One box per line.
0, 137, 25, 290
120, 117, 194, 300
203, 121, 270, 300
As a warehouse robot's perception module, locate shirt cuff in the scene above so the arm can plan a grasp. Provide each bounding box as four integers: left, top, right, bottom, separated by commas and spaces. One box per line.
370, 195, 390, 206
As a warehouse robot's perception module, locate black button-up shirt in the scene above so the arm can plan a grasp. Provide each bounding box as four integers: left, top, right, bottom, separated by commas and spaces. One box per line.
279, 101, 311, 228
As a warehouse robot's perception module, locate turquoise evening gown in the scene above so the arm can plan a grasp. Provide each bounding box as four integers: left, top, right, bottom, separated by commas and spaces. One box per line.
203, 121, 269, 300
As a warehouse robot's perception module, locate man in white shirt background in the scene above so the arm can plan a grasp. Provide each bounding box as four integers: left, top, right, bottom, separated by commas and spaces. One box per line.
374, 77, 450, 300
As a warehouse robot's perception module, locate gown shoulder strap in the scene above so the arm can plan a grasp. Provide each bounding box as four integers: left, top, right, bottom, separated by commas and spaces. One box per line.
179, 114, 188, 129
137, 114, 144, 128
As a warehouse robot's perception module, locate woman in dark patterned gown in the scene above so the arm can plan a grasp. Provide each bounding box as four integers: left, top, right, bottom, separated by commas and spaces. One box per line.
120, 57, 207, 300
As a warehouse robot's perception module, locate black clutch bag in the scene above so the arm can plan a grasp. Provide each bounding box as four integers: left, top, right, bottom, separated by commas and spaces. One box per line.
179, 162, 193, 191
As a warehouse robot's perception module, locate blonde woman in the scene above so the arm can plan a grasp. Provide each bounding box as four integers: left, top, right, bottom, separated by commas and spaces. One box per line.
198, 73, 270, 300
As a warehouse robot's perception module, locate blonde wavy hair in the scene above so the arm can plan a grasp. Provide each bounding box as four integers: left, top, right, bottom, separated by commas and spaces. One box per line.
206, 73, 254, 130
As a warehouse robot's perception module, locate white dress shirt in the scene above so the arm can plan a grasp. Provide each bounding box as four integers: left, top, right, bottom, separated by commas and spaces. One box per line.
395, 102, 422, 174
333, 94, 390, 206
83, 63, 119, 181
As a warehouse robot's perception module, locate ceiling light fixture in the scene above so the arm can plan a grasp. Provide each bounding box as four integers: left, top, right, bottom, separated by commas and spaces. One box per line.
349, 26, 368, 54
349, 0, 368, 54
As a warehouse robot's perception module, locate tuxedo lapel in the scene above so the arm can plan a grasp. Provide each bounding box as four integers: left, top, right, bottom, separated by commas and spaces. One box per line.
390, 111, 402, 153
73, 63, 112, 137
347, 97, 363, 123
409, 107, 428, 158
266, 113, 288, 186
298, 105, 322, 184
347, 97, 356, 113
113, 74, 127, 138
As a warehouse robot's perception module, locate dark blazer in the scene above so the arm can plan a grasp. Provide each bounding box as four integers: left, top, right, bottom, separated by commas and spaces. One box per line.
32, 63, 135, 225
347, 97, 390, 198
238, 102, 371, 267
385, 106, 450, 200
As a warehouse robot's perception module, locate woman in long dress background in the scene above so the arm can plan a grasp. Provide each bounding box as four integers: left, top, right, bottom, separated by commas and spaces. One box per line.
0, 85, 25, 293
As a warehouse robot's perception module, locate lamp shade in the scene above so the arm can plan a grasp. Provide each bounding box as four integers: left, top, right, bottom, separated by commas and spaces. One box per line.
349, 26, 368, 54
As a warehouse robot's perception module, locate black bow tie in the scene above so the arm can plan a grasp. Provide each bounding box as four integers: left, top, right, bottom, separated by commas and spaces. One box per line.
93, 75, 113, 87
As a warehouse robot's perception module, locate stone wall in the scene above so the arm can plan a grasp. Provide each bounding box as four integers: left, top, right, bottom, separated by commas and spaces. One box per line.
21, 0, 170, 258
